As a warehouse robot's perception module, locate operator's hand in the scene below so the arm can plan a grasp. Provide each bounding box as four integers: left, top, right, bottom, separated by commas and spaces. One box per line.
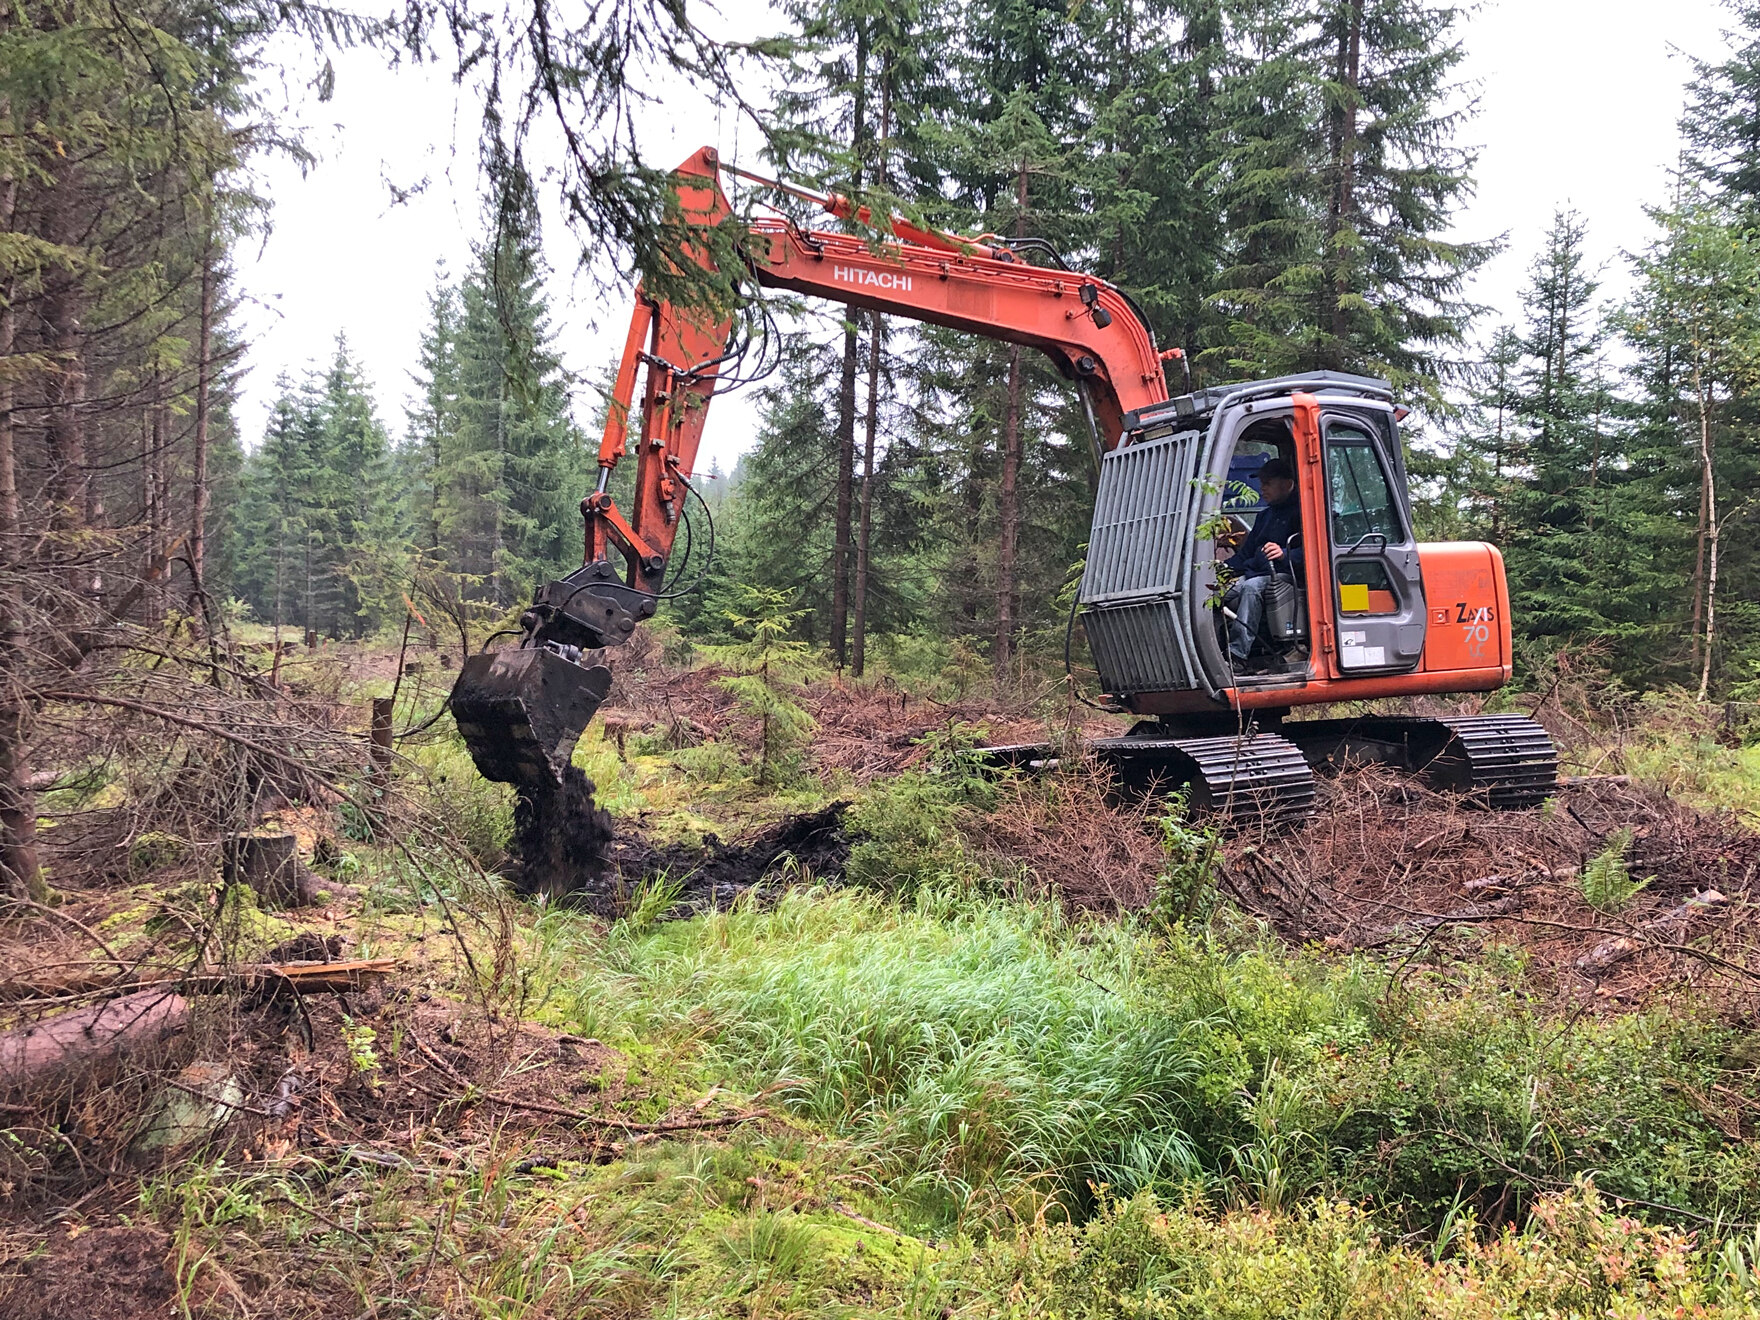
1265, 542, 1285, 562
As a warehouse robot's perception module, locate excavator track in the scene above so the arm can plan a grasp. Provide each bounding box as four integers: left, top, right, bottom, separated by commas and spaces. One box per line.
1427, 715, 1560, 808
1277, 713, 1558, 809
983, 731, 1317, 826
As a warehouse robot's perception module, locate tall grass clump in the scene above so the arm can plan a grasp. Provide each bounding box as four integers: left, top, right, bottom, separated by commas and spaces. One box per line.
551, 887, 1212, 1227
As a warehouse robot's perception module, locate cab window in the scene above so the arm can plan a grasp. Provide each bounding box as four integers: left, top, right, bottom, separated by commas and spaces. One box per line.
1327, 426, 1403, 544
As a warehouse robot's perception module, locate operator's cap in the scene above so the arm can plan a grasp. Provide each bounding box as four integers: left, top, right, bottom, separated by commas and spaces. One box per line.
1258, 458, 1295, 482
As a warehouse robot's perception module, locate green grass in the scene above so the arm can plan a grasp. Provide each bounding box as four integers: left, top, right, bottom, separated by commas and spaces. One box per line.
529, 886, 1760, 1238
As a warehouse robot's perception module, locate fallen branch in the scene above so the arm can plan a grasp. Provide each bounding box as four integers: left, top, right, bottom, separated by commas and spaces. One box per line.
1, 959, 396, 1001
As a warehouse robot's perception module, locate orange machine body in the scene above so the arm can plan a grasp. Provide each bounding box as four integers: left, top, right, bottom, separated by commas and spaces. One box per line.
589, 147, 1516, 718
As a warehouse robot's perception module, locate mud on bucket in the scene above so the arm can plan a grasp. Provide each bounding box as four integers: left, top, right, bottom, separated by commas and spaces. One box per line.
449, 647, 613, 789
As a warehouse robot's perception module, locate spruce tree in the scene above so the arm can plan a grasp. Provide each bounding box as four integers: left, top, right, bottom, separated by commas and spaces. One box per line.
415, 205, 586, 607
1499, 211, 1672, 661
1205, 0, 1488, 398
1626, 198, 1760, 694
1682, 2, 1760, 208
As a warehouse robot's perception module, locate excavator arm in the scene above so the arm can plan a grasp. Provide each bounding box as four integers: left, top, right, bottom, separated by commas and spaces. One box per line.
450, 146, 1172, 791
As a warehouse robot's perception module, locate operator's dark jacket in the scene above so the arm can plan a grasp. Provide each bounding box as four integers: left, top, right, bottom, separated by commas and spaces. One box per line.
1226, 493, 1304, 579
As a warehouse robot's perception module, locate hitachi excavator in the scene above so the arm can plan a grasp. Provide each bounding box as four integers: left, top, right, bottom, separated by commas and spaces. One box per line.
447, 146, 1558, 825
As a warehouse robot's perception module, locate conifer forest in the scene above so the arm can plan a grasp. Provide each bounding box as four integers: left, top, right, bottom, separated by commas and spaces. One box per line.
19, 0, 1760, 1316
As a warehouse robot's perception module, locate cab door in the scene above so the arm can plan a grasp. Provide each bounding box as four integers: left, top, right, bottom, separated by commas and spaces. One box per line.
1324, 415, 1426, 672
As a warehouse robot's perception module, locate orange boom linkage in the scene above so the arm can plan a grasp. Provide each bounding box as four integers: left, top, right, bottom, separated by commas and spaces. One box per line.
580, 146, 1172, 597
449, 147, 1558, 823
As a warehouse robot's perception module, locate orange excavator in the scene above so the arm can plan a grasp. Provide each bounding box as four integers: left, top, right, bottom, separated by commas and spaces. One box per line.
448, 146, 1557, 823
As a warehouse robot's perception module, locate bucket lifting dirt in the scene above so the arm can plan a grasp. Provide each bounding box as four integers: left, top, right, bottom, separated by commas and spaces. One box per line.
449, 646, 612, 790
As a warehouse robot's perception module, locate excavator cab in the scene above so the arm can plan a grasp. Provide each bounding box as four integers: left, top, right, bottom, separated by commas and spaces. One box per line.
1066, 371, 1555, 819
1082, 372, 1453, 703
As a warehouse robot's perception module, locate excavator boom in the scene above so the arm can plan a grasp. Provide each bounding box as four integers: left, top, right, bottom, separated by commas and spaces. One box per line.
450, 146, 1171, 790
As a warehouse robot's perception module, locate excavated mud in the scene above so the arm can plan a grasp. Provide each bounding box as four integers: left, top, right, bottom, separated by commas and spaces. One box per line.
606, 801, 851, 916
510, 765, 617, 903
508, 768, 850, 916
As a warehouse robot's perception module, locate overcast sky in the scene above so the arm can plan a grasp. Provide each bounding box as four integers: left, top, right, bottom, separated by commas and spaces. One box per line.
232, 0, 1740, 473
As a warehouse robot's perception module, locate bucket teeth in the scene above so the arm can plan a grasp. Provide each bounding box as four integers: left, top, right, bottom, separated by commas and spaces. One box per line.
448, 647, 613, 790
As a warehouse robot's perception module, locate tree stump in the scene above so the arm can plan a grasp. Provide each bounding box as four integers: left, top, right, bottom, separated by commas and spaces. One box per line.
223, 833, 323, 908
370, 698, 394, 776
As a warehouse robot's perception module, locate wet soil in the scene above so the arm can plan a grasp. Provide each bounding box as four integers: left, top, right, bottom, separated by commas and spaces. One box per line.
509, 764, 850, 916
0, 1226, 177, 1320
509, 765, 616, 903
605, 801, 852, 916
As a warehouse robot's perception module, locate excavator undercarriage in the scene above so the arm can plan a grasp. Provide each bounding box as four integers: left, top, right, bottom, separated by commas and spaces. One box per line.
983, 713, 1558, 827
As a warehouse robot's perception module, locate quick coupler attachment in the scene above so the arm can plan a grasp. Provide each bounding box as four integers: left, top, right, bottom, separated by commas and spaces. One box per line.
448, 644, 613, 790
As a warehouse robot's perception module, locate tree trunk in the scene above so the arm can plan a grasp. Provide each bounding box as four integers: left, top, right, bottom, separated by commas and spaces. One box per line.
852, 311, 883, 677
190, 230, 214, 617
1696, 364, 1719, 701
851, 72, 890, 679
145, 392, 167, 626
1326, 0, 1364, 363
1690, 419, 1709, 668
995, 156, 1029, 682
831, 318, 858, 667
996, 346, 1024, 680
44, 193, 89, 608
0, 172, 42, 903
829, 27, 869, 669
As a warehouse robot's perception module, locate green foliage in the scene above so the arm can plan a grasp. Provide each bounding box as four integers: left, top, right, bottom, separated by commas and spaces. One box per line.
844, 726, 997, 893
339, 1016, 380, 1074
406, 194, 591, 608
620, 873, 687, 934
980, 1183, 1737, 1320
232, 342, 405, 637
1148, 800, 1223, 931
405, 733, 515, 871
702, 587, 822, 787
1581, 827, 1653, 912
537, 886, 1760, 1235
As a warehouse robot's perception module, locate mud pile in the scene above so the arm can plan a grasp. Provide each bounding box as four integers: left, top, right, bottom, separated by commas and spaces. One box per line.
607, 801, 851, 916
508, 770, 849, 917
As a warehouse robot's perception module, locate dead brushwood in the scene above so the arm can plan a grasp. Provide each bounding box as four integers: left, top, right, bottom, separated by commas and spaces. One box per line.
1221, 763, 1760, 1011
969, 758, 1165, 914
0, 606, 565, 1208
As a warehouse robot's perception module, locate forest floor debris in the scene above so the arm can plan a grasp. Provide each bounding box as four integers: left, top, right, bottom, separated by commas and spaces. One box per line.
1220, 766, 1760, 1008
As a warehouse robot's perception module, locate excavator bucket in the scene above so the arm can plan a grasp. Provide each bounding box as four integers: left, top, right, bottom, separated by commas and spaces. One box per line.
448, 647, 613, 790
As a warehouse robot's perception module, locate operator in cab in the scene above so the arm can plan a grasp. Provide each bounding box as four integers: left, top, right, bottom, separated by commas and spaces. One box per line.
1220, 457, 1303, 670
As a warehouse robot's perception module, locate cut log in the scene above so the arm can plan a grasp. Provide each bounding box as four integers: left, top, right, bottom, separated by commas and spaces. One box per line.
1, 958, 395, 1002
223, 833, 325, 908
0, 988, 188, 1091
